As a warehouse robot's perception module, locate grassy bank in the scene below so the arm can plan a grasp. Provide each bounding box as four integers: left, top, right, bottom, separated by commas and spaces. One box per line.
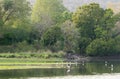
0, 51, 66, 58
0, 58, 68, 70
0, 51, 67, 70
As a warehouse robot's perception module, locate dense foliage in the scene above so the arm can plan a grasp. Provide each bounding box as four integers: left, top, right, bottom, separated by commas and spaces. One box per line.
72, 3, 120, 56
0, 0, 120, 57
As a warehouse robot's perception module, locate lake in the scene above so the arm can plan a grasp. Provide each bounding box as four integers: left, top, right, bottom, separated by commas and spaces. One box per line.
0, 61, 120, 79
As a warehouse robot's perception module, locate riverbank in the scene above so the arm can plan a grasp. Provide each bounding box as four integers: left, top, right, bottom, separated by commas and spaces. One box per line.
0, 55, 120, 70
0, 58, 74, 70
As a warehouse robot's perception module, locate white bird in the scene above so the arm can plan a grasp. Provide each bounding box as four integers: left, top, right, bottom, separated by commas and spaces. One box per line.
67, 69, 70, 73
82, 61, 85, 66
109, 64, 114, 71
66, 64, 71, 73
67, 64, 71, 69
111, 64, 113, 68
105, 61, 108, 66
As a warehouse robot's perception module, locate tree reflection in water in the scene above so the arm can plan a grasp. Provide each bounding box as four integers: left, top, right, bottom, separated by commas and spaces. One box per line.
0, 61, 120, 79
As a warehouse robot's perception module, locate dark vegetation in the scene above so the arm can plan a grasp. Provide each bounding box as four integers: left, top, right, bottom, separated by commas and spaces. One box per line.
0, 0, 120, 57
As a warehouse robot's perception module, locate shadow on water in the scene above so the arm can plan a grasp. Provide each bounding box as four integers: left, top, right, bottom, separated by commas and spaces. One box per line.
0, 61, 120, 79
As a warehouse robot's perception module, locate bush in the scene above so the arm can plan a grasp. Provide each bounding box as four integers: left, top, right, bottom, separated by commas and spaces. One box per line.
114, 36, 120, 54
78, 37, 92, 54
41, 26, 63, 50
0, 45, 15, 53
38, 50, 66, 59
86, 38, 116, 56
0, 50, 66, 58
15, 41, 35, 52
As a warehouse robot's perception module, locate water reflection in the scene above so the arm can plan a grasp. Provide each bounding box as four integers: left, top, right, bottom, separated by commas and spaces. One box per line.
0, 61, 120, 79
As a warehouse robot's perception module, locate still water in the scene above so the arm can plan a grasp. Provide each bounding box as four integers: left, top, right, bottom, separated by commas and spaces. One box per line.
0, 61, 120, 79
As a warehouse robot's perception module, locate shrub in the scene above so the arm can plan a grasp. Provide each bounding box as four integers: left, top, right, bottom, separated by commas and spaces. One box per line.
15, 41, 35, 52
0, 45, 15, 53
114, 36, 120, 54
86, 38, 116, 56
78, 37, 92, 54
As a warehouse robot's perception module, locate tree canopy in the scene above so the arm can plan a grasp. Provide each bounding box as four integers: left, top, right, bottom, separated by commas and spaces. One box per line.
31, 0, 67, 24
0, 1, 120, 56
0, 0, 31, 27
72, 3, 120, 55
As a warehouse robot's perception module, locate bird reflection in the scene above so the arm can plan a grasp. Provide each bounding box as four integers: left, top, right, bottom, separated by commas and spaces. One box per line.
110, 64, 113, 71
105, 61, 108, 67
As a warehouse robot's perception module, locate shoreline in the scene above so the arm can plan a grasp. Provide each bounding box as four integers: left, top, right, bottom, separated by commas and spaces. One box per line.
0, 56, 120, 70
65, 55, 120, 62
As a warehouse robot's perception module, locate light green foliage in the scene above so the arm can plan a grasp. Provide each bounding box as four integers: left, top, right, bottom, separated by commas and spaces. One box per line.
31, 0, 67, 24
72, 3, 116, 40
31, 0, 67, 45
62, 11, 72, 21
0, 0, 31, 27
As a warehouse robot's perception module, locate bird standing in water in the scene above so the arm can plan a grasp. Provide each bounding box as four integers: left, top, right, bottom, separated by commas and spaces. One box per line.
66, 64, 71, 73
105, 61, 108, 67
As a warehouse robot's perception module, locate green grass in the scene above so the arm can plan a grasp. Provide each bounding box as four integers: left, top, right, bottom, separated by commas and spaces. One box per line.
0, 58, 67, 70
0, 51, 67, 70
0, 51, 66, 58
0, 58, 64, 64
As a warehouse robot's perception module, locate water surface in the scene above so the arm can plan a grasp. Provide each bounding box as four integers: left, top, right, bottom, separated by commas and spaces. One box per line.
0, 61, 120, 79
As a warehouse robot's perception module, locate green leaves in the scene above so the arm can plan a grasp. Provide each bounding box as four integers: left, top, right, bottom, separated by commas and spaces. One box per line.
72, 3, 120, 55
31, 0, 67, 24
86, 38, 116, 56
0, 0, 31, 27
3, 0, 14, 11
0, 0, 31, 45
41, 26, 63, 47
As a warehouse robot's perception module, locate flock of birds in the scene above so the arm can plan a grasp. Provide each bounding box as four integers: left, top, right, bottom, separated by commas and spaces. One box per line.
66, 61, 85, 73
66, 61, 114, 73
105, 61, 114, 71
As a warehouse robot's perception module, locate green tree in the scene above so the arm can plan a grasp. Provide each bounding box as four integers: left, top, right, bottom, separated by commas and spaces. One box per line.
62, 11, 72, 21
0, 0, 31, 27
72, 3, 118, 54
41, 26, 63, 51
0, 0, 31, 45
31, 0, 67, 46
72, 3, 104, 39
114, 36, 120, 54
31, 0, 67, 24
61, 20, 79, 52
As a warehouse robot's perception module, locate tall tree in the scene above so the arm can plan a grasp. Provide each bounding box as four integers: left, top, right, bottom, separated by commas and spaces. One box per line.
72, 3, 104, 39
0, 0, 31, 44
31, 0, 67, 24
72, 3, 118, 54
0, 0, 31, 27
61, 20, 79, 52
